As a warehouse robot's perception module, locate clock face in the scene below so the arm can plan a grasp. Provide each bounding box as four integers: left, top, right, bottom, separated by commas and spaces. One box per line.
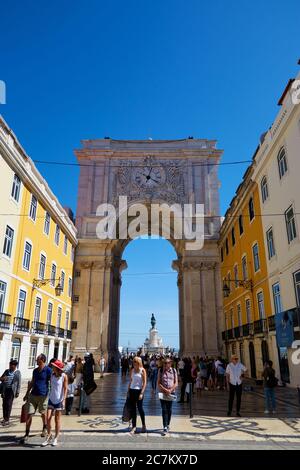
134, 166, 165, 188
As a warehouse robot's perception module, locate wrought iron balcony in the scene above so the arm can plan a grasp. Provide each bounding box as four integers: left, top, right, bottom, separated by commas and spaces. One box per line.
267, 315, 276, 331
66, 329, 72, 340
222, 329, 234, 341
45, 324, 56, 336
13, 316, 30, 332
242, 323, 254, 337
32, 321, 46, 335
234, 326, 242, 339
0, 313, 11, 330
254, 319, 267, 335
57, 327, 65, 338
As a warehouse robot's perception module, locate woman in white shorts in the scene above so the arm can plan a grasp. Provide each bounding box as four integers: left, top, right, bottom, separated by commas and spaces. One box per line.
42, 360, 68, 447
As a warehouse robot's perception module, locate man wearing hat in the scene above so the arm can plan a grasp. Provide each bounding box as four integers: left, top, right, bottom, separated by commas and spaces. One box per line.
225, 354, 247, 417
0, 359, 21, 426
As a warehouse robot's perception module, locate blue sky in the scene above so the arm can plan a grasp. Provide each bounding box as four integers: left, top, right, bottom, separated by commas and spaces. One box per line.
1, 0, 299, 349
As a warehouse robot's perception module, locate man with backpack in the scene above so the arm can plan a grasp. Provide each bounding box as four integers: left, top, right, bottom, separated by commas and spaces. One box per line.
263, 360, 278, 413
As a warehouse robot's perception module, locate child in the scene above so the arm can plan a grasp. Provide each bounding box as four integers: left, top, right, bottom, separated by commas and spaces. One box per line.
41, 360, 68, 447
66, 375, 76, 415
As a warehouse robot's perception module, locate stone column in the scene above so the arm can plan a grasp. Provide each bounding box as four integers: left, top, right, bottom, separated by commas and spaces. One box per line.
200, 261, 220, 356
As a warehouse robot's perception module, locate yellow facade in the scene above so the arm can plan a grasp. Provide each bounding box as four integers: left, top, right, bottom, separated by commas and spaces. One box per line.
0, 115, 77, 377
219, 168, 273, 378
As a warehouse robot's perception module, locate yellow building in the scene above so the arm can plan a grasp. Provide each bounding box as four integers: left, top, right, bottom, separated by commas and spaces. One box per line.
219, 164, 275, 380
0, 116, 77, 377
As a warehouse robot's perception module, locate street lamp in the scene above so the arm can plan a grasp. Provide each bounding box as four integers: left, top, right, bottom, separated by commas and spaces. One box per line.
32, 277, 63, 296
223, 279, 253, 297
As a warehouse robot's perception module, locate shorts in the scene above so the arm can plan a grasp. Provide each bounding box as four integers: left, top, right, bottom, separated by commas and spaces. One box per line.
28, 394, 48, 415
48, 399, 64, 411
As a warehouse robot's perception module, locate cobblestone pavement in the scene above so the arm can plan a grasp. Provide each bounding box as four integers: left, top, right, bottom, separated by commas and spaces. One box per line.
1, 372, 300, 449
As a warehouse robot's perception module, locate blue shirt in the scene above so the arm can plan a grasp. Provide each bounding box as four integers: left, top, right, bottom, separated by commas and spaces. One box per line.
31, 366, 52, 396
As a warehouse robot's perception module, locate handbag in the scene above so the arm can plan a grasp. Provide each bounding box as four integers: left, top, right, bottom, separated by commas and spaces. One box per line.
122, 397, 133, 422
20, 402, 29, 423
158, 392, 177, 401
83, 380, 97, 396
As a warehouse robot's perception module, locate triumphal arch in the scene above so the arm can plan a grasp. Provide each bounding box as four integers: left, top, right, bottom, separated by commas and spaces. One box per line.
71, 138, 224, 369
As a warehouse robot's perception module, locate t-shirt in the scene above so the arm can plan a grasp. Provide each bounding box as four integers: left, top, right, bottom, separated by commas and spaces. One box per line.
31, 366, 52, 396
225, 362, 247, 385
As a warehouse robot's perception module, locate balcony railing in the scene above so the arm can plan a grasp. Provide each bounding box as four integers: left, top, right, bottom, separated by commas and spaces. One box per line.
0, 313, 11, 329
32, 321, 46, 335
66, 329, 72, 339
57, 327, 65, 338
242, 323, 254, 337
254, 319, 267, 335
222, 329, 234, 341
267, 315, 276, 331
234, 326, 242, 339
13, 316, 30, 332
45, 324, 56, 336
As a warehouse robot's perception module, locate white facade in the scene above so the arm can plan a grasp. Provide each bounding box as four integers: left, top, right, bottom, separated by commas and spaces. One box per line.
252, 72, 300, 386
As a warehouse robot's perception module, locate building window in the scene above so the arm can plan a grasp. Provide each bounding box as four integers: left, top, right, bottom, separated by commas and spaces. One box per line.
50, 263, 57, 287
0, 280, 7, 312
71, 246, 75, 262
248, 197, 255, 221
234, 265, 238, 288
221, 247, 224, 262
71, 321, 77, 330
28, 341, 38, 368
272, 283, 282, 315
261, 176, 269, 203
11, 338, 21, 362
44, 212, 50, 235
75, 270, 81, 278
294, 271, 300, 307
65, 311, 70, 330
227, 273, 231, 294
11, 174, 21, 202
225, 238, 229, 255
231, 227, 236, 246
56, 307, 62, 328
278, 147, 288, 179
29, 194, 37, 221
239, 215, 244, 235
39, 254, 46, 279
252, 243, 260, 272
34, 297, 42, 323
245, 299, 251, 323
17, 290, 26, 318
3, 225, 14, 258
230, 309, 234, 330
242, 256, 248, 280
68, 278, 72, 298
257, 291, 265, 319
23, 241, 32, 271
61, 271, 65, 293
266, 227, 275, 259
73, 295, 79, 303
285, 205, 297, 243
237, 304, 242, 327
64, 235, 68, 255
43, 342, 49, 363
55, 224, 60, 246
46, 302, 53, 326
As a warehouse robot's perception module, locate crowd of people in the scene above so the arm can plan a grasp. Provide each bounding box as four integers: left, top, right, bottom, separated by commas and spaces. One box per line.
0, 351, 279, 444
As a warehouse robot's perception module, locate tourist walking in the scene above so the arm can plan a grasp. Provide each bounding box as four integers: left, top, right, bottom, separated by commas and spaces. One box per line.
66, 375, 76, 415
178, 358, 191, 403
99, 356, 106, 378
0, 359, 21, 426
20, 354, 52, 444
74, 357, 83, 387
42, 360, 68, 447
226, 354, 247, 417
81, 352, 95, 413
157, 357, 178, 436
127, 356, 147, 434
263, 360, 277, 414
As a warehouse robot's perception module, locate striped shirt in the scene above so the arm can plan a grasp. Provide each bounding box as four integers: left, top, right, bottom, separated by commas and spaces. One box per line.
4, 370, 15, 388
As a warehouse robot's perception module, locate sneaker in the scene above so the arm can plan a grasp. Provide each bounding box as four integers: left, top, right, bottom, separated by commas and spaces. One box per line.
19, 435, 29, 445
162, 427, 168, 436
51, 438, 58, 447
167, 426, 170, 433
264, 410, 269, 414
41, 435, 52, 447
2, 421, 9, 426
41, 428, 48, 438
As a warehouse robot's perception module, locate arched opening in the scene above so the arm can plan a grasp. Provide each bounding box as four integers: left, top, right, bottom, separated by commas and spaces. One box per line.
119, 237, 179, 357
249, 342, 256, 378
261, 340, 269, 366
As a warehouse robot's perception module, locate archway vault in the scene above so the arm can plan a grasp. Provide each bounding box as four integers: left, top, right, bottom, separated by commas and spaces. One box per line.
71, 138, 224, 369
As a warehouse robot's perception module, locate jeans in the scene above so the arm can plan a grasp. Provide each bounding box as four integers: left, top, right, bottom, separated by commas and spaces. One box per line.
129, 389, 145, 428
81, 390, 91, 410
160, 399, 173, 428
66, 396, 74, 413
228, 383, 242, 413
2, 388, 14, 421
264, 387, 276, 411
